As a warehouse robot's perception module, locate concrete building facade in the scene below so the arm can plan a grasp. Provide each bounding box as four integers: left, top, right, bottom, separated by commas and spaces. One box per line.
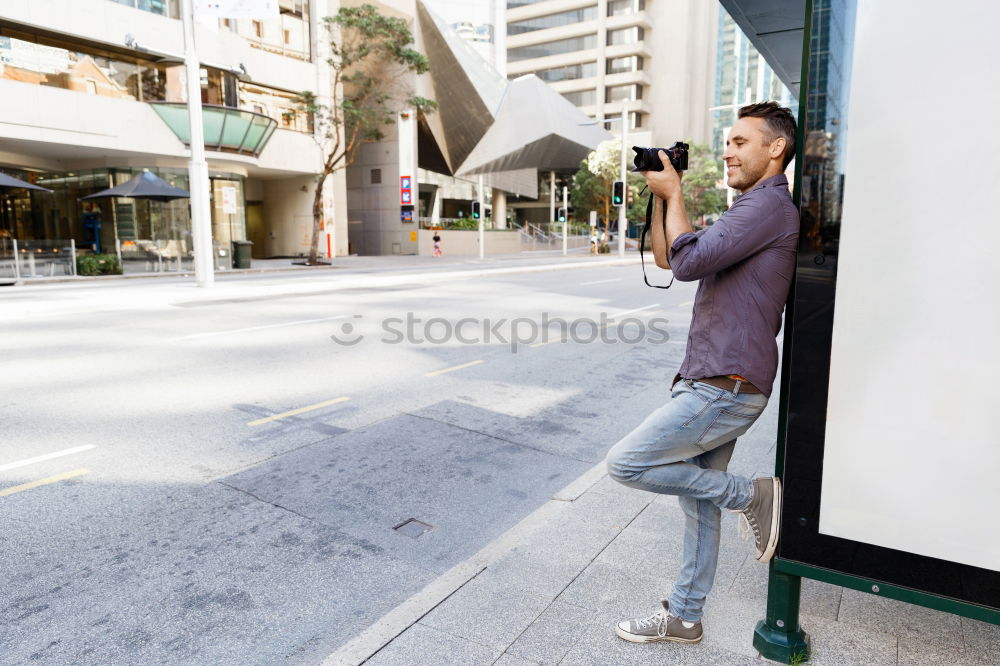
0, 0, 350, 273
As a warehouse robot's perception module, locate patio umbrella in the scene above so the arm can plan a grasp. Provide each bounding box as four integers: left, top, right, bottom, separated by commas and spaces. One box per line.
81, 171, 190, 202
0, 172, 52, 192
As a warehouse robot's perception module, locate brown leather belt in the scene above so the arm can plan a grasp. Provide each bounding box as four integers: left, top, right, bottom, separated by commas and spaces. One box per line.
690, 374, 762, 394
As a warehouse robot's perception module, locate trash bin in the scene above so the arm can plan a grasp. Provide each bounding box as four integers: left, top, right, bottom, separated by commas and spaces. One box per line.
232, 240, 253, 269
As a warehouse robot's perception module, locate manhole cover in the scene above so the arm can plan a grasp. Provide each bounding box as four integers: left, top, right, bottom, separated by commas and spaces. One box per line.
393, 518, 433, 538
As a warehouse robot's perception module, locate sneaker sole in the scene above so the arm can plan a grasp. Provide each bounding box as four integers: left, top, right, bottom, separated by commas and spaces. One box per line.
756, 476, 782, 562
613, 624, 703, 644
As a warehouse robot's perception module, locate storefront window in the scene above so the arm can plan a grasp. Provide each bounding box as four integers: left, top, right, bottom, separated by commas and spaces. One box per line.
109, 0, 180, 19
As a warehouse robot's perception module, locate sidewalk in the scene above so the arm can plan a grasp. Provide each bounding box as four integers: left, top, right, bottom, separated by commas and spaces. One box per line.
324, 393, 999, 666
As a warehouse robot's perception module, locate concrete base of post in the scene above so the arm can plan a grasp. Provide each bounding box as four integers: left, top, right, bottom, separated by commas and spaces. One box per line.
753, 566, 811, 664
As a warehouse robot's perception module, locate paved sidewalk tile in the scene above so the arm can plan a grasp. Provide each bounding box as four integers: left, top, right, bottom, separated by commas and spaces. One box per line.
419, 574, 553, 651
837, 588, 964, 651
503, 600, 593, 665
364, 623, 501, 666
961, 617, 1000, 665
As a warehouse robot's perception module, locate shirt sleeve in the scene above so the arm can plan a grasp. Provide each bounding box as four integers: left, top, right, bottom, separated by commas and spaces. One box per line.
667, 192, 784, 282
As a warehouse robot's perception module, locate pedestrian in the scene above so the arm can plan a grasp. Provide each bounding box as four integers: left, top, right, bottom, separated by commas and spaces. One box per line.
590, 230, 598, 254
606, 101, 799, 645
432, 231, 442, 257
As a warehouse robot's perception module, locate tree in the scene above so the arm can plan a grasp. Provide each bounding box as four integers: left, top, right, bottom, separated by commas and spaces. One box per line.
296, 4, 437, 264
569, 139, 644, 250
571, 140, 728, 249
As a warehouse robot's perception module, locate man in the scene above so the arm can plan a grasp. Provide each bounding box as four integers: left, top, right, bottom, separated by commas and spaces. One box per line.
605, 101, 799, 645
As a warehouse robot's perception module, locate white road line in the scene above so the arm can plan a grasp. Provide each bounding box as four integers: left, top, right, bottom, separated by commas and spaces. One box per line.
579, 278, 623, 286
171, 314, 353, 341
608, 304, 659, 319
0, 445, 96, 473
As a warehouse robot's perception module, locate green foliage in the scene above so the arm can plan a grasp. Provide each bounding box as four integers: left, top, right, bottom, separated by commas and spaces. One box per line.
571, 139, 728, 240
77, 254, 122, 276
294, 4, 438, 263
682, 142, 728, 223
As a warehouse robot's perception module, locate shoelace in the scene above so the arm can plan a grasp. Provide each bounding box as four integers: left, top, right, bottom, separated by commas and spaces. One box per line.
738, 511, 762, 549
635, 610, 670, 637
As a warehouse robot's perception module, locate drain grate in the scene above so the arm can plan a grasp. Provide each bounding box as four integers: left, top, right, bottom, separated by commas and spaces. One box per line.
393, 518, 433, 538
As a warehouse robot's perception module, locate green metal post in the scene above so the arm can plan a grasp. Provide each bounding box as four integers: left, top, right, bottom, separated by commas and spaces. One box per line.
753, 563, 810, 663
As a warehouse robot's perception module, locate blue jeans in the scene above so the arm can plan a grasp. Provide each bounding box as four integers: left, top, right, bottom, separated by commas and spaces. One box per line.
605, 378, 768, 622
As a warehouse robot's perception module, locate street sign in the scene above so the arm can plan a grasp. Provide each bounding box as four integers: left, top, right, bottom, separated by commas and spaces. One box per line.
400, 176, 412, 206
400, 207, 413, 223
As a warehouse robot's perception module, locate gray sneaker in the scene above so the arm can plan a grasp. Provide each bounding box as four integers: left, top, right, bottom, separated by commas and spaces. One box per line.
614, 601, 703, 644
740, 476, 782, 562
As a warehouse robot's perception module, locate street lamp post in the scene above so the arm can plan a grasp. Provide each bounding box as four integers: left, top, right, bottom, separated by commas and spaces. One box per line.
562, 185, 568, 256
618, 106, 627, 258
181, 0, 214, 287
478, 175, 485, 260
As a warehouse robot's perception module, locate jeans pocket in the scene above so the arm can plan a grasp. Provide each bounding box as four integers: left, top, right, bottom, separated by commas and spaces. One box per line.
694, 405, 764, 449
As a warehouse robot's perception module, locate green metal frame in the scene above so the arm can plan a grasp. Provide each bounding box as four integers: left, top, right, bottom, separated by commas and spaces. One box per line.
754, 1, 1000, 662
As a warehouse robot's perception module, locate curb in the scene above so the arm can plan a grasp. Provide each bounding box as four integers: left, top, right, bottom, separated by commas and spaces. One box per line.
320, 461, 609, 666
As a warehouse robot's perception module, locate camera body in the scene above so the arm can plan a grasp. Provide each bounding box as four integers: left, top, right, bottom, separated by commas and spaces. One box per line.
631, 142, 689, 172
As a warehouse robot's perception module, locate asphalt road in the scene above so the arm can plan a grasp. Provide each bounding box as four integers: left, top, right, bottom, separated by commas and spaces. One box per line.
0, 259, 699, 665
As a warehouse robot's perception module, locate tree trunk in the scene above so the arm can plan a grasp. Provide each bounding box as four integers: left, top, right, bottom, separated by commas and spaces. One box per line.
308, 171, 329, 265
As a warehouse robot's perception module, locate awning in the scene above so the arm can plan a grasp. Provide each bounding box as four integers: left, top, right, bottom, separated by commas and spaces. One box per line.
81, 171, 190, 202
0, 172, 53, 192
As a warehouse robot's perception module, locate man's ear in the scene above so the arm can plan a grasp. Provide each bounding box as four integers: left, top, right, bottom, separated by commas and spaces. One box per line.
769, 137, 787, 161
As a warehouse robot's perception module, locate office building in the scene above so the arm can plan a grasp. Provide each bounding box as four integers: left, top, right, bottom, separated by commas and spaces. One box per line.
0, 0, 349, 271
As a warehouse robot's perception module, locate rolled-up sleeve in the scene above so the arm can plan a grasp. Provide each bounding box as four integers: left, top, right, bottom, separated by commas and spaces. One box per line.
668, 194, 783, 281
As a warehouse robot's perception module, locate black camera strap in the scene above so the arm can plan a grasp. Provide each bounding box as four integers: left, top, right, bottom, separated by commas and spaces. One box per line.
638, 189, 674, 290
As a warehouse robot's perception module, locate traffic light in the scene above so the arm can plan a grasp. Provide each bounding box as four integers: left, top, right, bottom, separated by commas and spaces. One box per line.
472, 201, 481, 219
612, 180, 624, 206
557, 207, 566, 223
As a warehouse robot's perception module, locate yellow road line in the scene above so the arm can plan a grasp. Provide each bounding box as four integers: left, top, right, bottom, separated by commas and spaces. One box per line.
0, 468, 90, 498
248, 396, 351, 426
425, 360, 484, 377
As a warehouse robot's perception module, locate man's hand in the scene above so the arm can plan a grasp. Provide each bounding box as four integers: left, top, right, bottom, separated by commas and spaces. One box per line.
642, 150, 684, 203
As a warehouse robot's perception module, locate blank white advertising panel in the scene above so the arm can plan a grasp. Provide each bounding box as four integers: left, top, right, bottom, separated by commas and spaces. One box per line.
818, 1, 1000, 571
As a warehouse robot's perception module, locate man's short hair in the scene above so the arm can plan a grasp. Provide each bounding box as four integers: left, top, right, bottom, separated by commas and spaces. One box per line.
738, 101, 797, 169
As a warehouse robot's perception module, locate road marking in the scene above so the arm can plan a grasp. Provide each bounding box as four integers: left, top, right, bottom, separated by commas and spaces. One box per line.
579, 278, 622, 286
609, 304, 659, 319
248, 396, 351, 426
678, 300, 694, 307
0, 445, 96, 473
0, 468, 90, 498
172, 314, 353, 341
425, 360, 484, 377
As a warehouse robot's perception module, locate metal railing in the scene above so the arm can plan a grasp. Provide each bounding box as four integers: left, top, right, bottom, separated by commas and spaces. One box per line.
2, 239, 77, 279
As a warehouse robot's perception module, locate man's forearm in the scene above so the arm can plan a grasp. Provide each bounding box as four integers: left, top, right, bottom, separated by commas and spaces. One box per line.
664, 192, 694, 247
649, 196, 669, 269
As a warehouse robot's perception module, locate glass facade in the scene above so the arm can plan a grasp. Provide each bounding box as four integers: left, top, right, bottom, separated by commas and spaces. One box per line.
0, 27, 312, 133
508, 34, 597, 61
534, 62, 596, 82
508, 6, 597, 35
0, 167, 245, 272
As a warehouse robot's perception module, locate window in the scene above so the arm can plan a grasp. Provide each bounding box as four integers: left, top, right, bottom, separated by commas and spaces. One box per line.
508, 34, 597, 61
607, 55, 643, 74
283, 29, 290, 44
607, 27, 644, 46
604, 112, 643, 132
252, 21, 263, 37
536, 62, 596, 82
607, 0, 644, 16
508, 6, 597, 35
561, 89, 597, 106
371, 169, 382, 185
606, 84, 642, 103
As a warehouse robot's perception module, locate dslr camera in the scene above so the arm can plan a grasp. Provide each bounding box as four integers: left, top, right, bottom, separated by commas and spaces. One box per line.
631, 142, 689, 172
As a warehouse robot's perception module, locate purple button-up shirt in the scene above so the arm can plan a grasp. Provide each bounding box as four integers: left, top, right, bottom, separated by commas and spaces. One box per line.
668, 173, 799, 397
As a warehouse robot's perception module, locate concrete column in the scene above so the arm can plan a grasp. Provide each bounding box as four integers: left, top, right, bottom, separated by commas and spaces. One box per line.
431, 188, 442, 227
492, 189, 507, 229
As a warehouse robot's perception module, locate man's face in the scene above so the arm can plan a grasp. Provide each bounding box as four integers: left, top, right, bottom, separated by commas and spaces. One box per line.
722, 117, 776, 191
